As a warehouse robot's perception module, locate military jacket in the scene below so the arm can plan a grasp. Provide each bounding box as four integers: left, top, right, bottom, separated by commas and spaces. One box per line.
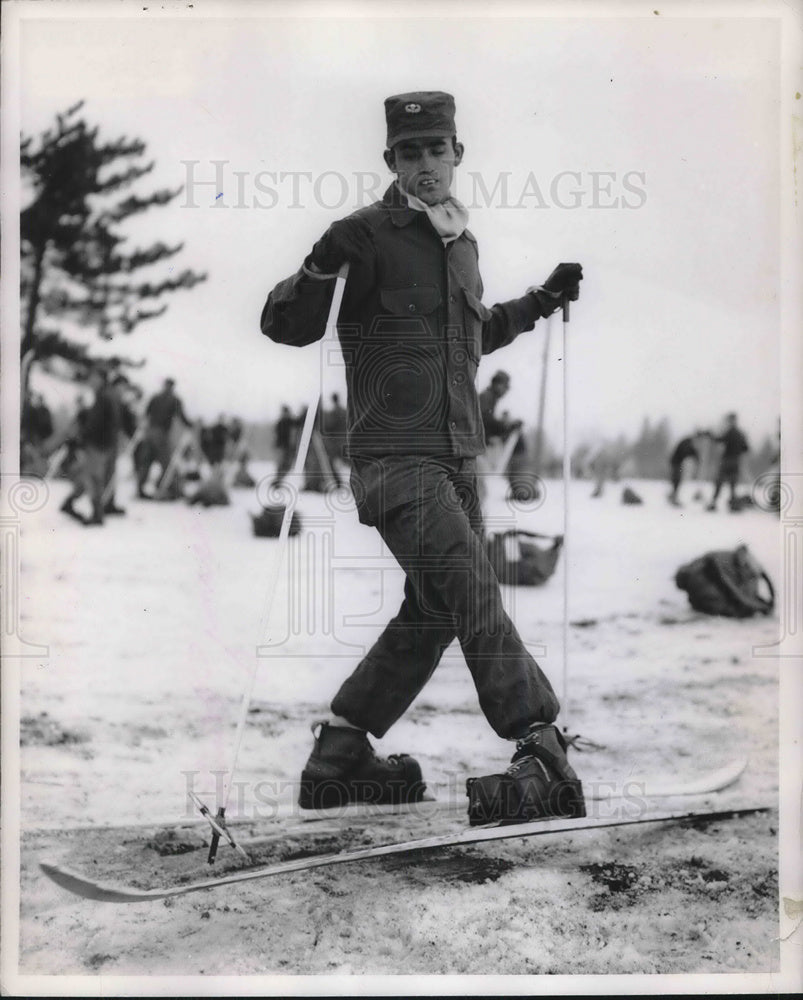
261, 184, 543, 457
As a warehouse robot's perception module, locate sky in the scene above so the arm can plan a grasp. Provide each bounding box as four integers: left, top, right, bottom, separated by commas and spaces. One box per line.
7, 1, 788, 448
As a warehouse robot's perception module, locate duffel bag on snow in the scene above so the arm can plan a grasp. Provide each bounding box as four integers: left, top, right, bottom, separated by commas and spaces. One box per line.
486, 531, 563, 587
674, 544, 774, 618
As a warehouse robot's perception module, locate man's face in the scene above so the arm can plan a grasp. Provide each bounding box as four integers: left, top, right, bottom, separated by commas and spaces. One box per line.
385, 136, 464, 206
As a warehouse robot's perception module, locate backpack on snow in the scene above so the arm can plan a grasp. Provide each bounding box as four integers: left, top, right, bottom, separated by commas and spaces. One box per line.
486, 531, 563, 587
674, 545, 774, 618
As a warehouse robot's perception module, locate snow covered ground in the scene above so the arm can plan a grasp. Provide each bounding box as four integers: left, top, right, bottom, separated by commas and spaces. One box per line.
12, 462, 785, 979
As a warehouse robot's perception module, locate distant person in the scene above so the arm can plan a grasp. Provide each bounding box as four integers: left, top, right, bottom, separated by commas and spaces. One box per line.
102, 374, 139, 515
322, 392, 348, 469
590, 447, 612, 498
227, 417, 245, 462
479, 370, 512, 443
707, 413, 749, 511
271, 404, 297, 487
60, 368, 120, 526
477, 371, 516, 500
668, 431, 703, 506
136, 377, 192, 499
200, 415, 230, 469
232, 447, 256, 488
21, 391, 53, 447
500, 407, 533, 501
301, 404, 342, 492
20, 391, 53, 476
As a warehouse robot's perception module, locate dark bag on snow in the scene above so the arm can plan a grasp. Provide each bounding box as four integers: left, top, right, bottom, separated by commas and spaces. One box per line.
486, 531, 563, 587
251, 505, 302, 538
622, 486, 643, 505
675, 545, 774, 618
187, 476, 230, 507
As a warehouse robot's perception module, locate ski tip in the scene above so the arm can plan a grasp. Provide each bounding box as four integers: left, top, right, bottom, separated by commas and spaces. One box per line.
39, 860, 161, 903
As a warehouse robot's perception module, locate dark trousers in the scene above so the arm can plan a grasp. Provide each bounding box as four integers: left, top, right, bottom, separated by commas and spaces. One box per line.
331, 456, 559, 740
711, 458, 740, 503
68, 446, 116, 521
136, 426, 172, 492
669, 461, 683, 498
272, 446, 294, 486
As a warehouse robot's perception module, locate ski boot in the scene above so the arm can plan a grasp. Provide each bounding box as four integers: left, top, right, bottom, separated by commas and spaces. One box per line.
298, 721, 427, 810
466, 723, 586, 826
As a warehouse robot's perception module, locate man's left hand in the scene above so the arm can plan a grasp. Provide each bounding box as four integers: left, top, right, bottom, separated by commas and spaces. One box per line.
527, 262, 583, 317
543, 262, 583, 302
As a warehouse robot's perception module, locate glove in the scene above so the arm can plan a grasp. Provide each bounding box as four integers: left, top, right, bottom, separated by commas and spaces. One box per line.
526, 262, 583, 318
306, 217, 372, 276
543, 262, 583, 301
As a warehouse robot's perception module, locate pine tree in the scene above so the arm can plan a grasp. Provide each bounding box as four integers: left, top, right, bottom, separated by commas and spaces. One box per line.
20, 102, 206, 386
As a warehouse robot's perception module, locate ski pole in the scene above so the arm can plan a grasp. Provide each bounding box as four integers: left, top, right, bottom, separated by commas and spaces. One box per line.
533, 309, 552, 474
561, 294, 570, 736
204, 262, 350, 864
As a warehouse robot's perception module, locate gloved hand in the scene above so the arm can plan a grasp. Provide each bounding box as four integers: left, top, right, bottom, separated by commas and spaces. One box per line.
543, 262, 583, 302
307, 217, 372, 275
527, 262, 583, 317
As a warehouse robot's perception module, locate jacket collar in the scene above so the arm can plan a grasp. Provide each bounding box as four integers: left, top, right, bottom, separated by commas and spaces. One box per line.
382, 182, 419, 227
380, 183, 476, 242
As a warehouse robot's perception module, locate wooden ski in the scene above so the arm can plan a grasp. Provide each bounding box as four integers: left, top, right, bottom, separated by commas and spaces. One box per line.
40, 802, 769, 904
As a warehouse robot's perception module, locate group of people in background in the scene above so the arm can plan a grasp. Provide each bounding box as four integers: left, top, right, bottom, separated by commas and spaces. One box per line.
21, 367, 776, 526
21, 369, 257, 527
668, 412, 764, 512
272, 393, 348, 493
478, 371, 770, 516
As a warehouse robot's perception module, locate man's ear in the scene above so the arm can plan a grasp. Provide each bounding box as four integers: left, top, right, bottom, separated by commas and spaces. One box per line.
453, 141, 465, 166
383, 147, 397, 173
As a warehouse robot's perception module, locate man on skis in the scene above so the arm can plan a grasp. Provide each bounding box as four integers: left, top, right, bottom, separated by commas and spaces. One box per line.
261, 91, 584, 825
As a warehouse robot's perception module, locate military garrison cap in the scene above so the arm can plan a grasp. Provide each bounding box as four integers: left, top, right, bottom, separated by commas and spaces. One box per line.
384, 91, 456, 147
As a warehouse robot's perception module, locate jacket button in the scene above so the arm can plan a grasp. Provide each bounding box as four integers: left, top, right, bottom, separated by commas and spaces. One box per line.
450, 420, 457, 429
449, 295, 456, 303
408, 303, 416, 312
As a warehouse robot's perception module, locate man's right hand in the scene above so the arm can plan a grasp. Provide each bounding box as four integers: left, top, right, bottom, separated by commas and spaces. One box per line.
308, 217, 372, 275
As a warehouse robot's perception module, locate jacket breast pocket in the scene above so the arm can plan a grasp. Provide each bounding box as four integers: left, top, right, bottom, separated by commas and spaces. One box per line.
377, 285, 441, 340
462, 288, 492, 363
